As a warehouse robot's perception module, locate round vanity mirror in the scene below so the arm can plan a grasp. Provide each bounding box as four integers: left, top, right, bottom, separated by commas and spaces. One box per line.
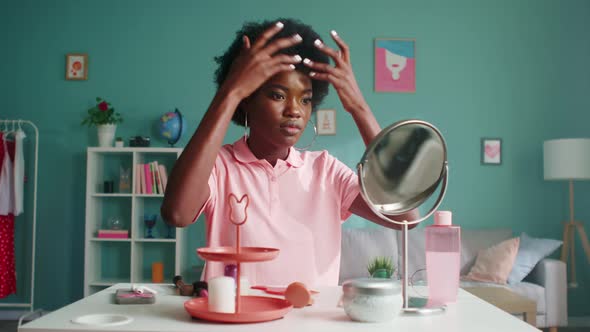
358, 119, 448, 227
357, 119, 449, 314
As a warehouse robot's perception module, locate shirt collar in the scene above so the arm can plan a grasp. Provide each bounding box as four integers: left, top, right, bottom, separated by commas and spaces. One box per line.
232, 138, 303, 168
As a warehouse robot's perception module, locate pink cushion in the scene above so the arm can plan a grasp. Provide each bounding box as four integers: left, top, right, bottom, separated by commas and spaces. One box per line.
464, 237, 520, 284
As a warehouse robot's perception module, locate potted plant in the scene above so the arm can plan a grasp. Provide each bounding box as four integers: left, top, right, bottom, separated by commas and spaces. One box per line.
115, 137, 124, 148
367, 256, 395, 279
81, 97, 123, 147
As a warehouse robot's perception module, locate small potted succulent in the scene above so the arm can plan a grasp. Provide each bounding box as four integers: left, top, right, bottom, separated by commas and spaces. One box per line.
115, 137, 124, 147
367, 256, 395, 279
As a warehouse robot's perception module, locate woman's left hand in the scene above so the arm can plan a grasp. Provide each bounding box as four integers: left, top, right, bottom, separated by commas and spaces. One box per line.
303, 31, 370, 115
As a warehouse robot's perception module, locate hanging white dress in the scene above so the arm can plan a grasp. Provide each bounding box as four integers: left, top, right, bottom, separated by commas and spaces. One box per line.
0, 137, 14, 215
13, 129, 25, 216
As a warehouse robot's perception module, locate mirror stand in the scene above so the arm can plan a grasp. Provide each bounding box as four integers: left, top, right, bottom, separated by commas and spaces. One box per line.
401, 222, 446, 314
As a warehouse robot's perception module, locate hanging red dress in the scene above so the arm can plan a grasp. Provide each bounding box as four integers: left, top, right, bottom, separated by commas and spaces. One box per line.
0, 132, 17, 299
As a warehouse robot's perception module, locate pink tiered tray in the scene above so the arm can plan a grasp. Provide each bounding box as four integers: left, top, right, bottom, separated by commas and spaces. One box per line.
184, 194, 293, 323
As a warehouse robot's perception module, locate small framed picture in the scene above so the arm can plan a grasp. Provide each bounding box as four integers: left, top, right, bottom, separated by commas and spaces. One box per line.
65, 53, 88, 80
374, 38, 416, 93
316, 109, 336, 135
481, 138, 502, 165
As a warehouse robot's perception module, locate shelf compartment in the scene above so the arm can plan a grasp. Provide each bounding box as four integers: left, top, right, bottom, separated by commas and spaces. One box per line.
133, 197, 175, 240
133, 150, 179, 195
86, 241, 131, 286
87, 151, 133, 195
89, 196, 132, 236
133, 242, 176, 284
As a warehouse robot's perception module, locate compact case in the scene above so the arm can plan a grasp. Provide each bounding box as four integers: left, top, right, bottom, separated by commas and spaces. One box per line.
115, 289, 156, 305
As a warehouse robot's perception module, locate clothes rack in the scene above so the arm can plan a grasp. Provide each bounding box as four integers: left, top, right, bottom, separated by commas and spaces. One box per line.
0, 119, 39, 314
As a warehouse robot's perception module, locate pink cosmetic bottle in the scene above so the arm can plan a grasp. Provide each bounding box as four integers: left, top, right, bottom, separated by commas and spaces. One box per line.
425, 210, 461, 305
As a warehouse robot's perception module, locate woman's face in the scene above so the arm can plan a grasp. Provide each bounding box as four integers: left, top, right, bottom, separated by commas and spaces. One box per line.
243, 70, 313, 150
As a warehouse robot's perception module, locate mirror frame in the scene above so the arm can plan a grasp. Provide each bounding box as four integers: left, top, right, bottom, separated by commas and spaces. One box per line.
357, 119, 449, 227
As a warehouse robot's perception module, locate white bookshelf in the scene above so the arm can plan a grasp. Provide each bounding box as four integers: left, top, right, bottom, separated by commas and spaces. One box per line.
83, 147, 185, 296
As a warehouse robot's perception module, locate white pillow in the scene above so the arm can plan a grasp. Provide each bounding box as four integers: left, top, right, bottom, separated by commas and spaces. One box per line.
507, 232, 562, 284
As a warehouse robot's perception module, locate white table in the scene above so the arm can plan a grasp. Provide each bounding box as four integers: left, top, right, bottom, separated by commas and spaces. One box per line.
20, 283, 540, 332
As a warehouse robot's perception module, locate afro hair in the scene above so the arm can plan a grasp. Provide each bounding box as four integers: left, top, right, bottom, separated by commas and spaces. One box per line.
213, 18, 330, 127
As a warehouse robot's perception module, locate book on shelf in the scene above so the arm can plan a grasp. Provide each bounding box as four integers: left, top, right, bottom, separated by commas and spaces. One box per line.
140, 164, 146, 194
135, 162, 169, 194
144, 163, 153, 194
158, 164, 168, 190
135, 164, 141, 194
97, 229, 129, 239
153, 161, 164, 194
153, 162, 158, 194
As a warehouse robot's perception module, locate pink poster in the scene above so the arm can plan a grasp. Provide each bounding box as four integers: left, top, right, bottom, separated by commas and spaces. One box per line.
374, 39, 415, 93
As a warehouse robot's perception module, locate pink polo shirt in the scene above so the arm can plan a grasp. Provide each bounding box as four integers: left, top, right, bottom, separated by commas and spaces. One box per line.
196, 138, 359, 287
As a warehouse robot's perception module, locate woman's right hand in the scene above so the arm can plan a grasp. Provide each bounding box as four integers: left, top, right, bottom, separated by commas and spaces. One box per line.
220, 21, 304, 100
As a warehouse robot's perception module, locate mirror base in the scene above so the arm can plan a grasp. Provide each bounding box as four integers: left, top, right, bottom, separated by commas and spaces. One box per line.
403, 297, 446, 314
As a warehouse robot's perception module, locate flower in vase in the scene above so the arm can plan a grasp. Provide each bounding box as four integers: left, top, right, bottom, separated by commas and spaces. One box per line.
81, 97, 123, 127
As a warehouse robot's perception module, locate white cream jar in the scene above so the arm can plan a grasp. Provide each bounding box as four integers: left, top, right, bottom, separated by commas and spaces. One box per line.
341, 278, 402, 322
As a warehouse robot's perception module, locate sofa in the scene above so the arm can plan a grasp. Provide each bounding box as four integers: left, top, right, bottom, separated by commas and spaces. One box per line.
339, 227, 567, 329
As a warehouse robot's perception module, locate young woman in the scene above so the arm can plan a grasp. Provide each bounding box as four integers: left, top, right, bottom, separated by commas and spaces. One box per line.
161, 18, 416, 287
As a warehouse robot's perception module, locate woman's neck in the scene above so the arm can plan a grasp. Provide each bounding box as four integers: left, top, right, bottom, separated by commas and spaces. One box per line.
246, 137, 289, 167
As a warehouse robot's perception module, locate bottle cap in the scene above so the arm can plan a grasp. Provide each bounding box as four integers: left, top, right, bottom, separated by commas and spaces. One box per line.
224, 264, 237, 280
434, 211, 452, 226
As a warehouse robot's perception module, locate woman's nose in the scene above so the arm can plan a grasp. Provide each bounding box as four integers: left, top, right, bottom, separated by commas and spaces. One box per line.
284, 98, 302, 118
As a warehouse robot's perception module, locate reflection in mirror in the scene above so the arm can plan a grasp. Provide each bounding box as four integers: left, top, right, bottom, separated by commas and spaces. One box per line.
360, 121, 446, 217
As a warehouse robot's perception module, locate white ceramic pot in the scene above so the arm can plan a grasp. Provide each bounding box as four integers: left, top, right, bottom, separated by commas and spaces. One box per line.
97, 124, 117, 147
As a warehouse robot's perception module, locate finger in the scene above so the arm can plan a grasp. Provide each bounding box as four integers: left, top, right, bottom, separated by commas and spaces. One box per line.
313, 39, 344, 67
270, 63, 297, 76
329, 30, 350, 63
302, 57, 339, 76
308, 71, 336, 84
251, 21, 285, 51
242, 35, 251, 50
264, 34, 303, 55
309, 71, 351, 93
271, 54, 303, 66
263, 60, 298, 77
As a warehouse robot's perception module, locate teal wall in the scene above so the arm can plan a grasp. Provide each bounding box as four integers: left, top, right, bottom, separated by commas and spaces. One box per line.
1, 0, 590, 316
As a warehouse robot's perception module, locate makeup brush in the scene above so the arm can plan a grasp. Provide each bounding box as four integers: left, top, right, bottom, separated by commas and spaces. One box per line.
173, 275, 194, 296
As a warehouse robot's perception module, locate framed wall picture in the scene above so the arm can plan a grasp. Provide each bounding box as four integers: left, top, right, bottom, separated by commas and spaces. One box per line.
66, 53, 88, 80
481, 138, 502, 165
316, 109, 336, 135
375, 38, 416, 93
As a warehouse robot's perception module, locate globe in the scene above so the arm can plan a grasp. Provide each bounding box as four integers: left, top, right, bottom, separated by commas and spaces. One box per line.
158, 108, 185, 146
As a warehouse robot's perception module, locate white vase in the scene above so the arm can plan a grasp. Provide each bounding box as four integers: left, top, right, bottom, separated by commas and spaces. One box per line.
97, 124, 117, 147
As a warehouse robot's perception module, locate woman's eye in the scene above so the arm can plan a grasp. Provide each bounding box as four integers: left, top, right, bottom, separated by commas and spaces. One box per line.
270, 92, 284, 100
302, 97, 312, 105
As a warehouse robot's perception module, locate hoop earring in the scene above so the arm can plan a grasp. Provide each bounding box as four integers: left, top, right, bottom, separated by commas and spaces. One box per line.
243, 113, 249, 143
295, 118, 318, 151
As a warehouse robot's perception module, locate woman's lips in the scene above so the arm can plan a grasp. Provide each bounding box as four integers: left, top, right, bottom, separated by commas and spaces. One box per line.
280, 123, 301, 136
